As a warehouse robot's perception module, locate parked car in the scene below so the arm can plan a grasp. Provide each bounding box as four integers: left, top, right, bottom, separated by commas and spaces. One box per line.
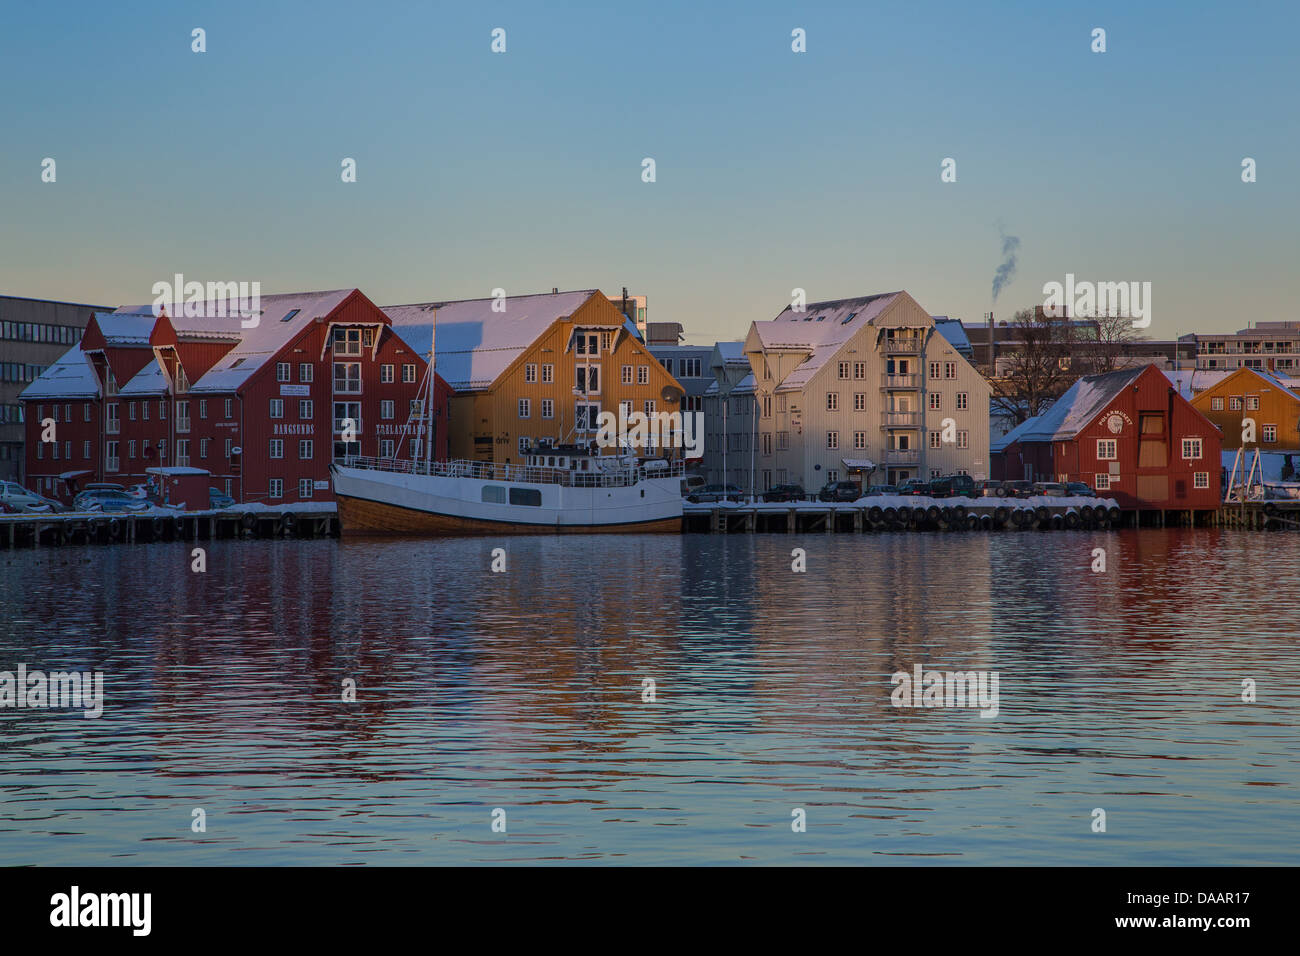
687, 484, 744, 504
896, 478, 930, 496
862, 484, 898, 497
977, 479, 1007, 497
75, 488, 150, 513
1031, 481, 1067, 498
0, 481, 54, 513
1065, 482, 1097, 498
761, 483, 806, 502
209, 487, 236, 509
929, 474, 977, 499
817, 480, 862, 502
1003, 480, 1034, 498
680, 475, 707, 497
29, 493, 70, 514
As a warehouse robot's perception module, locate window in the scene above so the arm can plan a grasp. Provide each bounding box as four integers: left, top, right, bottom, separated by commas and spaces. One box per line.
299, 440, 313, 460
826, 431, 839, 450
106, 441, 119, 472
142, 401, 149, 421
637, 366, 648, 385
82, 440, 90, 459
1229, 397, 1243, 410
854, 393, 867, 411
402, 364, 416, 383
957, 430, 969, 449
127, 440, 136, 459
854, 431, 867, 450
956, 392, 968, 410
224, 398, 233, 418
276, 362, 291, 382
200, 438, 209, 458
930, 468, 942, 479
1097, 439, 1118, 460
1263, 424, 1278, 443
600, 331, 613, 352
838, 362, 850, 379
106, 403, 120, 434
575, 333, 598, 356
929, 431, 942, 449
826, 393, 838, 411
1095, 473, 1112, 490
176, 439, 190, 467
510, 487, 542, 507
176, 400, 190, 432
159, 399, 166, 420
1182, 437, 1203, 460
542, 364, 554, 383
380, 439, 395, 458
334, 362, 361, 393
576, 366, 599, 393
853, 362, 866, 380
682, 358, 702, 377
299, 479, 314, 499
199, 399, 207, 419
777, 431, 789, 450
1246, 395, 1260, 410
380, 400, 394, 419
826, 470, 838, 482
225, 439, 233, 458
128, 401, 137, 421
929, 361, 941, 378
299, 399, 313, 419
270, 398, 284, 419
929, 393, 942, 410
481, 485, 506, 504
644, 400, 656, 416
269, 479, 283, 499
299, 363, 313, 383
518, 436, 530, 454
270, 439, 284, 459
1194, 472, 1209, 489
525, 363, 537, 383
660, 357, 673, 374
410, 399, 424, 418
1211, 397, 1224, 410
362, 328, 374, 349
518, 398, 531, 418
280, 309, 300, 323
50, 441, 58, 460
380, 364, 394, 383
541, 399, 554, 419
83, 404, 90, 422
333, 328, 361, 356
334, 402, 361, 433
945, 362, 957, 379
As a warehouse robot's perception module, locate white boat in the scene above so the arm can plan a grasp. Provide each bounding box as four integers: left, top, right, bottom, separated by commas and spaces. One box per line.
330, 443, 684, 535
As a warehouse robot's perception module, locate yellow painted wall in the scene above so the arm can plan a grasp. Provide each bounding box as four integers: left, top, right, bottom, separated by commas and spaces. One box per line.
1191, 367, 1300, 450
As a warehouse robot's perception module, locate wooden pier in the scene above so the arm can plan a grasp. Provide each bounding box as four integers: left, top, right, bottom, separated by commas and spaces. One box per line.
0, 509, 339, 549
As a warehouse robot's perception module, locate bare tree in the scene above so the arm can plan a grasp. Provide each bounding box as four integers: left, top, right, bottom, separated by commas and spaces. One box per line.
1071, 313, 1150, 375
990, 308, 1076, 425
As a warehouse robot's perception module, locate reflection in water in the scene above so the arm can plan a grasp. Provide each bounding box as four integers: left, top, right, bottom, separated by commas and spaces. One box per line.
0, 529, 1296, 864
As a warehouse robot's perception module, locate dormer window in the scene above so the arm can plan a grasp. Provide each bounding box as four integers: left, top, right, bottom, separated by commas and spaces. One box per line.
333, 327, 362, 356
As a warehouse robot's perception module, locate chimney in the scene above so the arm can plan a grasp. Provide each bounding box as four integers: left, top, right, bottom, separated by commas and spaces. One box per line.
985, 311, 995, 374
552, 287, 558, 294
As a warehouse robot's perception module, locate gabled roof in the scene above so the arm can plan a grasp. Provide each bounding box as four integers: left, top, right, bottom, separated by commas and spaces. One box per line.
118, 359, 169, 396
114, 290, 356, 393
991, 414, 1040, 453
714, 341, 747, 364
18, 346, 100, 400
1016, 367, 1146, 443
752, 292, 903, 392
383, 290, 599, 391
89, 311, 155, 346
932, 318, 972, 355
1162, 368, 1232, 400
1178, 365, 1299, 402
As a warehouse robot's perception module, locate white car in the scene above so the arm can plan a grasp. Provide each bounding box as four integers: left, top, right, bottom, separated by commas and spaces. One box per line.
0, 481, 54, 513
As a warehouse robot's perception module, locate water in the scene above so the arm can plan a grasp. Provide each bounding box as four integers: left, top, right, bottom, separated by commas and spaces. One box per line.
1, 529, 1296, 865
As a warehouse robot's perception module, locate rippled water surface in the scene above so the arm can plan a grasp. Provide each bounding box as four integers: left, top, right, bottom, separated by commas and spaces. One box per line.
1, 529, 1297, 864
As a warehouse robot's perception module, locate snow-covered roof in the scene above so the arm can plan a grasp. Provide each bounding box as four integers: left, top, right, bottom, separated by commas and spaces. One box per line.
118, 359, 168, 396
714, 341, 747, 364
383, 290, 599, 391
115, 290, 355, 393
91, 311, 154, 346
752, 292, 902, 392
991, 415, 1040, 453
18, 346, 100, 400
932, 318, 972, 356
1016, 367, 1145, 443
1166, 366, 1298, 402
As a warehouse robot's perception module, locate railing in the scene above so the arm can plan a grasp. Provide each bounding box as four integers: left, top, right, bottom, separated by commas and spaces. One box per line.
880, 374, 919, 389
338, 456, 687, 488
881, 412, 919, 428
883, 339, 921, 354
884, 449, 920, 465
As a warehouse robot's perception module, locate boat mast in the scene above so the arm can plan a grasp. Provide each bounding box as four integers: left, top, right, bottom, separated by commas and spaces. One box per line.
425, 310, 435, 471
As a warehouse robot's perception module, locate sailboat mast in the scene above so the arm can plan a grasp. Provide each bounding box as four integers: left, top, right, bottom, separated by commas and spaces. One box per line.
425, 310, 435, 471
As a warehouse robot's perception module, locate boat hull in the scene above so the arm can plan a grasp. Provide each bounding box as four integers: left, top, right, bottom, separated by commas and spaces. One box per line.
331, 462, 683, 536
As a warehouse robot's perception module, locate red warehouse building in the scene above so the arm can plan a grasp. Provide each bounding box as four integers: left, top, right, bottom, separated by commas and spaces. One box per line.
992, 364, 1222, 511
21, 288, 452, 505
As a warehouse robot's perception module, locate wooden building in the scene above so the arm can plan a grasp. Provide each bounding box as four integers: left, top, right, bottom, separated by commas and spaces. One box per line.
992, 364, 1222, 510
1188, 366, 1300, 452
384, 290, 684, 465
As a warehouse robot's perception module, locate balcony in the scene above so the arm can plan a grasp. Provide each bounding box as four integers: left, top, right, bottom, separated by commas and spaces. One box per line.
880, 374, 919, 389
884, 449, 919, 465
883, 338, 921, 354
880, 412, 919, 428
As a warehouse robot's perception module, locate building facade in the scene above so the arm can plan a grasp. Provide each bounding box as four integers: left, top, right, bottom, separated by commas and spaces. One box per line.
743, 291, 992, 491
0, 295, 109, 483
1180, 321, 1300, 373
384, 290, 683, 466
992, 364, 1222, 510
21, 289, 451, 504
1188, 366, 1300, 452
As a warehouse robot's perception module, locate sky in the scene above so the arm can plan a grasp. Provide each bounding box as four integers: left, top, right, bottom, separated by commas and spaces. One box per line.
1, 0, 1296, 345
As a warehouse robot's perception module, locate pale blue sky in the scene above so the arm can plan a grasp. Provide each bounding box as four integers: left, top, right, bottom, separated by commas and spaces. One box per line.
1, 0, 1295, 343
